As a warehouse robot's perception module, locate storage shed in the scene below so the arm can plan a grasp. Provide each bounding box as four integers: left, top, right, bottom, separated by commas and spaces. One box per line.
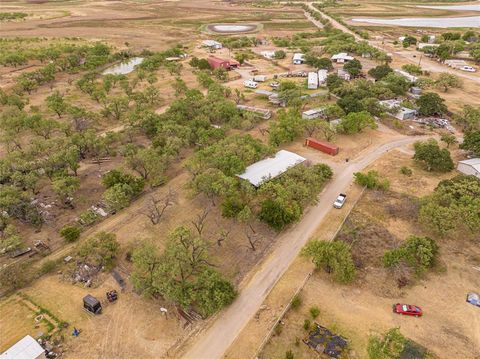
302, 108, 325, 120
0, 335, 46, 359
331, 53, 354, 63
237, 150, 306, 187
457, 158, 480, 178
83, 294, 102, 314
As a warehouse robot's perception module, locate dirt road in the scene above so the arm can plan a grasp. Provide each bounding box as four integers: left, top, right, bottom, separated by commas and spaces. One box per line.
181, 135, 430, 359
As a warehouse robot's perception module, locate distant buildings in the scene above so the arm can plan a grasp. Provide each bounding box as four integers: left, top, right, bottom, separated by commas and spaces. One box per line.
202, 40, 222, 49
292, 53, 305, 65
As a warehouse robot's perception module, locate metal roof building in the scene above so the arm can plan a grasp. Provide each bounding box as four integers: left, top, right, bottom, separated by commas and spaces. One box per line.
0, 336, 46, 359
202, 40, 222, 49
237, 150, 306, 187
331, 53, 354, 63
457, 158, 480, 178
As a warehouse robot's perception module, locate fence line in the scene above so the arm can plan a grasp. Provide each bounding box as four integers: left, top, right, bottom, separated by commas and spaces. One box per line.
252, 186, 366, 358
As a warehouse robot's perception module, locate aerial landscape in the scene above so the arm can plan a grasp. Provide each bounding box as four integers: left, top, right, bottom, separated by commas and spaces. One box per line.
0, 0, 479, 358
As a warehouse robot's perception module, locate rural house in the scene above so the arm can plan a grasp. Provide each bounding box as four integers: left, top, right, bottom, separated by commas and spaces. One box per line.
331, 52, 354, 63
0, 335, 46, 359
380, 99, 417, 121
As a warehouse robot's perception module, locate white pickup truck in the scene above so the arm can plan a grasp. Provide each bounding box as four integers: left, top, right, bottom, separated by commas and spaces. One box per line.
333, 193, 347, 209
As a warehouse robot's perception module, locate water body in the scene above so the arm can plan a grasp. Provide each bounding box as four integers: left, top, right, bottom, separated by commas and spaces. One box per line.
416, 4, 480, 12
352, 16, 480, 28
207, 23, 258, 33
102, 57, 144, 75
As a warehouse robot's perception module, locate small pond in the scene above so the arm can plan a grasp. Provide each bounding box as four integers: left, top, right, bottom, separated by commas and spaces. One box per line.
352, 16, 480, 28
102, 57, 144, 75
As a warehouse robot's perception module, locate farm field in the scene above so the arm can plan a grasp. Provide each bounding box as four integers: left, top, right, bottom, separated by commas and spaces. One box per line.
1, 0, 480, 358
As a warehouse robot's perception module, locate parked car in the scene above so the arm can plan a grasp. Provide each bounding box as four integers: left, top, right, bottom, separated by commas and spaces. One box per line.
393, 303, 423, 317
466, 292, 480, 307
460, 65, 476, 72
333, 193, 347, 209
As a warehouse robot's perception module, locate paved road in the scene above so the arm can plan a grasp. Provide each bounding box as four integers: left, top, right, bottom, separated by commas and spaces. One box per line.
181, 135, 428, 359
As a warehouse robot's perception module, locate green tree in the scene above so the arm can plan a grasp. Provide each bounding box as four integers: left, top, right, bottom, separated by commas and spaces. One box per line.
77, 231, 119, 269
269, 109, 304, 146
383, 235, 438, 276
440, 133, 457, 148
274, 50, 286, 59
456, 105, 480, 132
368, 65, 393, 81
52, 175, 80, 207
46, 91, 67, 118
435, 73, 462, 92
418, 175, 480, 236
460, 130, 480, 156
340, 111, 377, 134
124, 146, 167, 187
413, 139, 454, 172
60, 226, 81, 243
103, 183, 134, 211
131, 242, 161, 295
343, 59, 362, 77
417, 93, 447, 116
301, 240, 355, 283
401, 64, 422, 75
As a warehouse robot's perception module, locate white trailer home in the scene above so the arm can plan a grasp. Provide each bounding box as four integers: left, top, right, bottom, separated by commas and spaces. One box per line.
307, 72, 319, 90
302, 108, 325, 120
253, 75, 267, 82
292, 53, 305, 65
318, 69, 328, 85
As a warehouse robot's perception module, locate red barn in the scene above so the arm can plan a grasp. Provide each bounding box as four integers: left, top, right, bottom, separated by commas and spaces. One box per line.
208, 56, 239, 70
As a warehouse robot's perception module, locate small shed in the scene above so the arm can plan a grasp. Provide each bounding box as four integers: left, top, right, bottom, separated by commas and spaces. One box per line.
337, 69, 350, 81
261, 51, 275, 59
292, 53, 305, 65
0, 335, 46, 359
83, 294, 102, 314
457, 158, 480, 178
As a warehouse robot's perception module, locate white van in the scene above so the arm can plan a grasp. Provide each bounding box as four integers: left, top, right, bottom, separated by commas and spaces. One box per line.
243, 80, 258, 89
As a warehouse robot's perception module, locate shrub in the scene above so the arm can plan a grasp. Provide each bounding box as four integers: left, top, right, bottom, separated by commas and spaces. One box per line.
291, 294, 302, 310
309, 306, 320, 319
400, 166, 413, 176
40, 260, 59, 275
285, 350, 294, 359
60, 226, 81, 243
78, 209, 101, 226
303, 319, 312, 331
354, 170, 390, 190
413, 139, 454, 172
274, 322, 283, 336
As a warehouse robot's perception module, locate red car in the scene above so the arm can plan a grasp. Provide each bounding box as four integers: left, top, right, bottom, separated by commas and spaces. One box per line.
393, 303, 423, 317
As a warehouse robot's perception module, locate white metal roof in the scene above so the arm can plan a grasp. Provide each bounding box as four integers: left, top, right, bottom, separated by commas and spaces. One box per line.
237, 150, 306, 187
0, 336, 44, 359
394, 69, 417, 82
459, 158, 480, 170
308, 72, 318, 82
303, 108, 325, 116
331, 53, 354, 61
293, 53, 305, 61
202, 40, 222, 47
318, 69, 328, 81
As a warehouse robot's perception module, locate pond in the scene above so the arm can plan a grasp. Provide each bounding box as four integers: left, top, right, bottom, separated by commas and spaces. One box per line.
416, 4, 480, 12
351, 16, 480, 28
206, 23, 259, 33
102, 57, 144, 75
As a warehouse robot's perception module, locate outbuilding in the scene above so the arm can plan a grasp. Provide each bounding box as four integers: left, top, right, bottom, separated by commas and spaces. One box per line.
394, 69, 417, 83
337, 68, 351, 81
237, 150, 306, 187
83, 294, 102, 314
207, 56, 239, 70
302, 108, 325, 120
202, 40, 222, 49
0, 335, 46, 359
457, 158, 480, 178
292, 53, 305, 65
379, 99, 417, 120
331, 53, 354, 63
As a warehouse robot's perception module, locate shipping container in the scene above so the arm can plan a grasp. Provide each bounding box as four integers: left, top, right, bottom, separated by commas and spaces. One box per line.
305, 137, 339, 156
